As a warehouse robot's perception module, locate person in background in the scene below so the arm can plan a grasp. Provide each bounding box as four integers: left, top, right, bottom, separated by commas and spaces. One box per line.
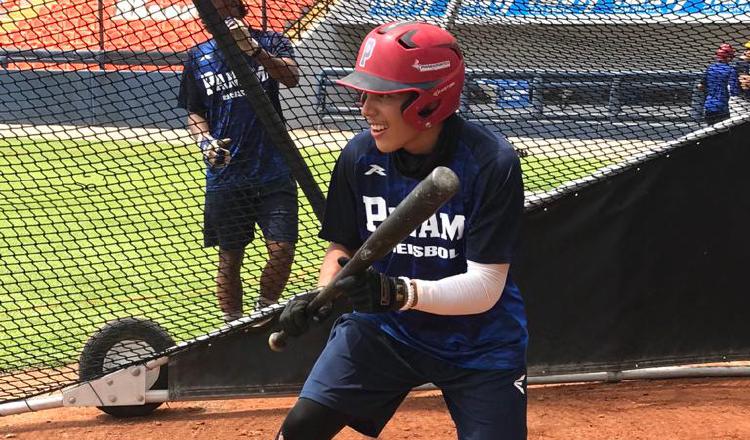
177, 0, 300, 323
736, 41, 750, 102
698, 43, 740, 124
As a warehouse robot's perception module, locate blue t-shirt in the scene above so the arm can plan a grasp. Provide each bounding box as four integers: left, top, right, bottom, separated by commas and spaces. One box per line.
320, 117, 528, 370
703, 61, 739, 113
177, 32, 294, 190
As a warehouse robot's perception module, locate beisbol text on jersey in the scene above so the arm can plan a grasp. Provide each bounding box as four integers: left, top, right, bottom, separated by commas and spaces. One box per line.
363, 195, 464, 260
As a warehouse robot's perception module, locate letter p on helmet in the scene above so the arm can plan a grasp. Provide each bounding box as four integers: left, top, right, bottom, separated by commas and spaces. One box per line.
359, 37, 376, 68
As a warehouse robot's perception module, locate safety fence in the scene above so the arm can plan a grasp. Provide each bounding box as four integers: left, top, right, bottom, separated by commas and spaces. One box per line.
1, 0, 749, 406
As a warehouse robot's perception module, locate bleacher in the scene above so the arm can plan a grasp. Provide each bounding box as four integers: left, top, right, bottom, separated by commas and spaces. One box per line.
315, 67, 706, 123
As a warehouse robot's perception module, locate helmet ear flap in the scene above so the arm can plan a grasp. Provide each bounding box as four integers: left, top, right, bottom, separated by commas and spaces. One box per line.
401, 92, 418, 112
401, 93, 441, 128
417, 100, 440, 118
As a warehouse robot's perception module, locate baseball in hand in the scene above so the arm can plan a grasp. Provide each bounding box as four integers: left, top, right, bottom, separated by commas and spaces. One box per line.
224, 17, 261, 55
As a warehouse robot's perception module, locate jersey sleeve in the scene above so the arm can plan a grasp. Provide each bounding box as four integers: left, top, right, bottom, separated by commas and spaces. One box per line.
177, 58, 207, 115
318, 146, 362, 251
270, 33, 295, 59
465, 150, 524, 264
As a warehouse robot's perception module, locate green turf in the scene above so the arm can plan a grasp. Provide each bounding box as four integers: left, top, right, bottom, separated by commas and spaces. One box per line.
522, 155, 610, 192
0, 135, 607, 371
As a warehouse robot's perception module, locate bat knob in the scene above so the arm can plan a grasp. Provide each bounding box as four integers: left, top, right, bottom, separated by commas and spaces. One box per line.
268, 331, 287, 352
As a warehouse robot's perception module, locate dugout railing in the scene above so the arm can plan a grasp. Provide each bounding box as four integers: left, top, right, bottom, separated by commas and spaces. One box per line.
315, 67, 706, 123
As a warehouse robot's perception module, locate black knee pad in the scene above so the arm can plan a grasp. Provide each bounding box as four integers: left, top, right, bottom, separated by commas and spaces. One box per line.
279, 397, 348, 440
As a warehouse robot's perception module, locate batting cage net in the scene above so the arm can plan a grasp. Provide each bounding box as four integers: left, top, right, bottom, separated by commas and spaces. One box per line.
1, 0, 749, 404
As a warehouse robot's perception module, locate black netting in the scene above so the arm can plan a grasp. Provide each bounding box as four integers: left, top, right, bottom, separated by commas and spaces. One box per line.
1, 0, 749, 403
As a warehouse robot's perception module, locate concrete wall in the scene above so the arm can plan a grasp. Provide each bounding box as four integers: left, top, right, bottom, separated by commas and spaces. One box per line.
0, 69, 186, 129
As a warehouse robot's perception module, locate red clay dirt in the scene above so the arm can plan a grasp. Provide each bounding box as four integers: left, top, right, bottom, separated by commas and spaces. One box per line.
2, 377, 749, 439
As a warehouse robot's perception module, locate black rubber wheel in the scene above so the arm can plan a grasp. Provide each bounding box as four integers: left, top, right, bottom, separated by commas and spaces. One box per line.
79, 317, 174, 417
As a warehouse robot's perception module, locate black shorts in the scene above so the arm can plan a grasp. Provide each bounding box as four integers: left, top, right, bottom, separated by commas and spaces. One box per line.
204, 177, 298, 250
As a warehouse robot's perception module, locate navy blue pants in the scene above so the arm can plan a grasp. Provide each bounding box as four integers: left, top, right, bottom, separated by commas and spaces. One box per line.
300, 314, 527, 439
203, 177, 298, 249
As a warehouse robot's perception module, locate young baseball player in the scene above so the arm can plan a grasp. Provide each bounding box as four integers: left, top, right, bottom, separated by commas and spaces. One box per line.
177, 0, 300, 323
276, 21, 528, 440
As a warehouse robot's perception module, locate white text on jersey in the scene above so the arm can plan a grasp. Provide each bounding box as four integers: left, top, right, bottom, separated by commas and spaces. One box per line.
363, 195, 465, 240
200, 68, 268, 98
393, 243, 458, 259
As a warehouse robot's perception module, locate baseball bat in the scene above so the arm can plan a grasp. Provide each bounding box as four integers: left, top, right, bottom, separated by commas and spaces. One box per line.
268, 166, 461, 351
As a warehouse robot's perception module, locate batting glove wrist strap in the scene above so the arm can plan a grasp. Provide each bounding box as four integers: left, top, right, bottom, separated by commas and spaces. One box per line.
335, 257, 408, 313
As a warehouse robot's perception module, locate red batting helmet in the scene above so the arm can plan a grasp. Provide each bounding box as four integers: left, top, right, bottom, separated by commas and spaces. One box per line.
336, 21, 465, 130
716, 43, 736, 61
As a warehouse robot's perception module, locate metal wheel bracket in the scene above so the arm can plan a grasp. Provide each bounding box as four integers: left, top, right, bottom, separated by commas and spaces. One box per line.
63, 365, 149, 407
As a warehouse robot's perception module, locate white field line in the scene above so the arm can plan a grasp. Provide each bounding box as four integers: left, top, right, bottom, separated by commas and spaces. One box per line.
0, 122, 660, 158
0, 123, 356, 151
0, 122, 666, 208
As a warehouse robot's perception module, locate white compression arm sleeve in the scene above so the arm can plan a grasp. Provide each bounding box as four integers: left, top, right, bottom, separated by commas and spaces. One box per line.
412, 261, 509, 316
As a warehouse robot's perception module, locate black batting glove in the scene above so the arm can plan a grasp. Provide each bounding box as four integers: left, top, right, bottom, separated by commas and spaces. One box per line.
278, 289, 332, 337
334, 257, 409, 313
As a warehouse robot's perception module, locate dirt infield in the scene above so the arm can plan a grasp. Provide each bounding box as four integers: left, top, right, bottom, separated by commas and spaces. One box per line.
2, 377, 749, 439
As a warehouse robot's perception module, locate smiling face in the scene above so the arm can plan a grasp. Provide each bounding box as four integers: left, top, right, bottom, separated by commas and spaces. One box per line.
360, 92, 442, 155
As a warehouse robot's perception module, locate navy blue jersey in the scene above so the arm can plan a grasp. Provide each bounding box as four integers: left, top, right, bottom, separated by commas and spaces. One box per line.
177, 32, 294, 190
703, 62, 739, 113
320, 118, 527, 370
